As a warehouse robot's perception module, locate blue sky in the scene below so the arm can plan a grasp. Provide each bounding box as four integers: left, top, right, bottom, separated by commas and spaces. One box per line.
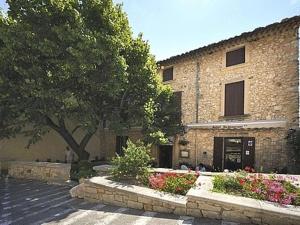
1, 0, 300, 60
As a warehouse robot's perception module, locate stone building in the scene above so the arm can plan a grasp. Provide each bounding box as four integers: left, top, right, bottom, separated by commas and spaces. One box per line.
157, 16, 300, 172
1, 16, 299, 173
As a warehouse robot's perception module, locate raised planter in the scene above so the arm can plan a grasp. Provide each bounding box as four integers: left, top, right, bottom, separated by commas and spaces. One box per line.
186, 176, 300, 225
70, 176, 187, 215
7, 161, 71, 183
71, 174, 300, 225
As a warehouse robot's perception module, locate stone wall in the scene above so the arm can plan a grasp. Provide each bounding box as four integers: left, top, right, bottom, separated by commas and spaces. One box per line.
186, 176, 300, 225
71, 175, 300, 225
0, 128, 143, 163
7, 161, 71, 183
70, 176, 187, 215
174, 128, 291, 172
160, 27, 299, 127
160, 26, 299, 170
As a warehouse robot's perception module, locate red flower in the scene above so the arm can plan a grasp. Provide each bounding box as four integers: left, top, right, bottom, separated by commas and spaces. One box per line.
238, 178, 246, 185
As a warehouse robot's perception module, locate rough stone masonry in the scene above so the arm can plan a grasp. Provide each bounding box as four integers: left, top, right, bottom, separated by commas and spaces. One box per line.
158, 16, 300, 172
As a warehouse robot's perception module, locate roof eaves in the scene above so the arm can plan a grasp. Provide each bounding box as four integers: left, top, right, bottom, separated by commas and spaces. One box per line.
158, 15, 300, 66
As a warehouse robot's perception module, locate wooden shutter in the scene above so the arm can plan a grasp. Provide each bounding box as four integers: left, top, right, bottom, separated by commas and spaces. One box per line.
242, 137, 255, 169
226, 47, 245, 67
213, 137, 223, 171
225, 81, 244, 116
174, 91, 182, 113
163, 67, 173, 82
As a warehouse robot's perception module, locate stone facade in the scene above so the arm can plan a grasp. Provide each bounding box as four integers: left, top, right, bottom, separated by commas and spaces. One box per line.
7, 161, 71, 183
158, 17, 300, 172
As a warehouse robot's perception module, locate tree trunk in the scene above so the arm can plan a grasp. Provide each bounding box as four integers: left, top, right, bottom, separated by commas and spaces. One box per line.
45, 116, 95, 161
77, 148, 90, 161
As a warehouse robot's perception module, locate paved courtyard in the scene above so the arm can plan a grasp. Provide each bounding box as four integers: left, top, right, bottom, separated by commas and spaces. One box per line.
0, 178, 249, 225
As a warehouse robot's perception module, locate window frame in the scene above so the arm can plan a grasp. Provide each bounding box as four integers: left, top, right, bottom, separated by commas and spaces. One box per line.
220, 78, 249, 117
224, 80, 245, 116
226, 46, 246, 67
162, 66, 174, 82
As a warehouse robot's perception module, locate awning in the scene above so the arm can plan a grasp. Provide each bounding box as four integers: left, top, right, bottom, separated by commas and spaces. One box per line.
186, 120, 287, 129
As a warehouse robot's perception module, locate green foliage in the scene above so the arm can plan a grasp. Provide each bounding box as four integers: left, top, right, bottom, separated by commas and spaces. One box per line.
143, 88, 184, 144
212, 173, 300, 206
163, 173, 197, 195
110, 139, 152, 180
0, 0, 182, 158
70, 160, 96, 180
212, 175, 243, 193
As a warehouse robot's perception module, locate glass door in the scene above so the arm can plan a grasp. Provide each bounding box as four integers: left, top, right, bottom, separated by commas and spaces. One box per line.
224, 138, 242, 171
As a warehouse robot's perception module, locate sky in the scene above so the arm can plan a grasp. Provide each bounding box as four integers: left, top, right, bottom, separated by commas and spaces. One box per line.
0, 0, 299, 60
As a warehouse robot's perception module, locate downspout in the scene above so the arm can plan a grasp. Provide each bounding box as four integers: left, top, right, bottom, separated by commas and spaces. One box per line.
195, 62, 200, 123
195, 61, 200, 166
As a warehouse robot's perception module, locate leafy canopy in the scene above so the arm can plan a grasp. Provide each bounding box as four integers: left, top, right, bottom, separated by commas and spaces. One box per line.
0, 0, 181, 159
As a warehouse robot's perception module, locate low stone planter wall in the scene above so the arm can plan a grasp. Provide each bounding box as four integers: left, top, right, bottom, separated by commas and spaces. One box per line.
7, 161, 71, 183
186, 176, 300, 225
70, 176, 187, 215
71, 175, 300, 225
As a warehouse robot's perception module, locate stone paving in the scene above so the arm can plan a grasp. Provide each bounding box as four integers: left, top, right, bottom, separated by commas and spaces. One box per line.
0, 178, 248, 225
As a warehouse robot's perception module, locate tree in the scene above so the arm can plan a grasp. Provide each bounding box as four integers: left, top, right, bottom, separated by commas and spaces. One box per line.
0, 0, 181, 160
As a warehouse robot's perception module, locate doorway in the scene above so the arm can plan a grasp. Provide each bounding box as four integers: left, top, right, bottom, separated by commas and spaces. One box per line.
224, 138, 243, 171
159, 145, 173, 168
213, 137, 255, 171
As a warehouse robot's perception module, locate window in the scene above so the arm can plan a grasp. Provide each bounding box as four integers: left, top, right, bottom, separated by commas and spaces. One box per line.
226, 47, 245, 67
162, 67, 173, 81
173, 91, 182, 122
225, 81, 244, 116
174, 91, 182, 112
116, 136, 128, 156
166, 91, 182, 124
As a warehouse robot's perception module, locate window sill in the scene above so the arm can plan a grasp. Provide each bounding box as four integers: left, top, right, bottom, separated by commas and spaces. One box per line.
163, 80, 174, 84
219, 114, 250, 121
224, 62, 249, 70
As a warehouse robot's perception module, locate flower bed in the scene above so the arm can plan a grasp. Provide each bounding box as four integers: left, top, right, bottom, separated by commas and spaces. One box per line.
148, 172, 199, 195
212, 171, 300, 206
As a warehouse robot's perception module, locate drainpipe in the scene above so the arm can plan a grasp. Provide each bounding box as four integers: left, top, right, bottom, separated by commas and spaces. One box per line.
195, 61, 200, 166
195, 62, 200, 123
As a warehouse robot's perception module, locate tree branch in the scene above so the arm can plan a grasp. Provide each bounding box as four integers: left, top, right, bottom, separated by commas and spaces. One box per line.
45, 115, 80, 152
45, 116, 60, 132
79, 130, 95, 150
120, 89, 128, 109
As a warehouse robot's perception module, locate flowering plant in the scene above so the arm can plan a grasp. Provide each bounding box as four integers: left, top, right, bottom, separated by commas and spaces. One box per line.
148, 172, 199, 195
213, 172, 300, 206
244, 166, 255, 173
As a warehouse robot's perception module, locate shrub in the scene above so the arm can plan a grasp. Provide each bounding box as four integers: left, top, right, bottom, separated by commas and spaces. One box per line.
212, 172, 300, 206
70, 161, 97, 181
149, 172, 198, 195
213, 175, 243, 193
110, 140, 152, 180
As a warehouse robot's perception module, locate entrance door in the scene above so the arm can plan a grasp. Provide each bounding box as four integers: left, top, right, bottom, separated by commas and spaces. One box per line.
224, 138, 243, 171
116, 136, 128, 156
213, 137, 255, 171
159, 145, 173, 168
